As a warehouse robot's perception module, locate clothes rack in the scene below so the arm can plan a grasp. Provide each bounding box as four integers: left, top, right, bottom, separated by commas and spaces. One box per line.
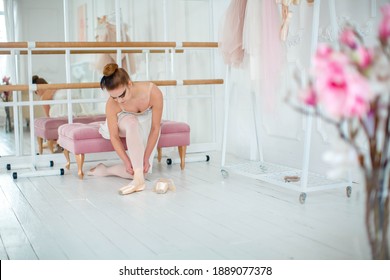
220, 0, 353, 204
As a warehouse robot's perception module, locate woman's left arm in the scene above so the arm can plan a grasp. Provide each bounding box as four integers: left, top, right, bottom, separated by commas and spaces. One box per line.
143, 84, 163, 173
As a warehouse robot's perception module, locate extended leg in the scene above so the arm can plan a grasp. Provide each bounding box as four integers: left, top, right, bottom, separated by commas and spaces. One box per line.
87, 163, 132, 179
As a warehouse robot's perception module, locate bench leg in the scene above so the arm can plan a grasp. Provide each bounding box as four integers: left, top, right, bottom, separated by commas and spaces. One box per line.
157, 147, 162, 162
63, 149, 71, 170
178, 146, 187, 170
48, 140, 56, 153
37, 137, 43, 154
75, 154, 85, 179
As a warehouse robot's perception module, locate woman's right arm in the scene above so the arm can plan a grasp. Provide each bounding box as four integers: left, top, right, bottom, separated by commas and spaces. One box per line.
106, 100, 134, 175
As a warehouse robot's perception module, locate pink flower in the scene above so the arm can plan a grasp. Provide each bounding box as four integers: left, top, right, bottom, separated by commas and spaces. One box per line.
340, 27, 359, 49
2, 76, 11, 85
379, 4, 390, 42
312, 51, 371, 118
299, 86, 317, 106
344, 71, 371, 117
354, 46, 374, 70
315, 44, 333, 60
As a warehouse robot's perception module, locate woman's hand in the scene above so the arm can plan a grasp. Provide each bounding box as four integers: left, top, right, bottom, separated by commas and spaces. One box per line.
143, 159, 150, 174
125, 160, 134, 175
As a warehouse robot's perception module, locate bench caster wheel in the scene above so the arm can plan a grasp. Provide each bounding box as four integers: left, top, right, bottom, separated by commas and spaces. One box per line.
346, 186, 352, 198
299, 192, 307, 204
166, 158, 172, 165
6, 164, 11, 170
60, 168, 65, 175
206, 155, 210, 162
50, 160, 54, 167
12, 172, 17, 180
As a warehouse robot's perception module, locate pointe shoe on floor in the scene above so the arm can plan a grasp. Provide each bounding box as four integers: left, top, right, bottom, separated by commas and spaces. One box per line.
118, 182, 146, 195
153, 178, 176, 194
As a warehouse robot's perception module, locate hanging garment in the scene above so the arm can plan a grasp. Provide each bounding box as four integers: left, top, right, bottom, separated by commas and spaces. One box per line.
243, 0, 262, 80
244, 0, 285, 111
276, 0, 314, 41
218, 0, 248, 68
95, 16, 136, 75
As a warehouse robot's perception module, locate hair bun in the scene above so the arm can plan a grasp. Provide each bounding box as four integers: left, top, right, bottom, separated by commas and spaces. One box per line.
103, 63, 118, 76
32, 75, 39, 83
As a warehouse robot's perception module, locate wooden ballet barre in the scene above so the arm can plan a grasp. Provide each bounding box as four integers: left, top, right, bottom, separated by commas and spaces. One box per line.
0, 41, 218, 49
181, 42, 218, 48
149, 79, 224, 86
0, 79, 224, 92
0, 49, 185, 55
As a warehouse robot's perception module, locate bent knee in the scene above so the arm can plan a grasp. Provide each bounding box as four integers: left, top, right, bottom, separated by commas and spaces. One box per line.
119, 114, 139, 128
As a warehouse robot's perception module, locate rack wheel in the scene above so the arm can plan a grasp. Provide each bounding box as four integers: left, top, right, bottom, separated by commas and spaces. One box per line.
299, 192, 307, 204
50, 160, 54, 167
346, 186, 352, 198
60, 168, 65, 175
6, 164, 11, 170
166, 158, 172, 165
221, 169, 229, 178
12, 172, 17, 180
206, 155, 210, 162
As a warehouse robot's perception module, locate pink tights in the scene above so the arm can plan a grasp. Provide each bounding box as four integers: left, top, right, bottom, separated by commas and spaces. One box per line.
88, 114, 147, 195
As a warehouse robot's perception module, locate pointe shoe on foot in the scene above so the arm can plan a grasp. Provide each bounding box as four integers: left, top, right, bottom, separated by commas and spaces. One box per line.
153, 178, 176, 194
118, 182, 146, 195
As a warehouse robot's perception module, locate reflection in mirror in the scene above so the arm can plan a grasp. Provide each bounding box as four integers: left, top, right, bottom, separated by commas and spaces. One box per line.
0, 103, 16, 156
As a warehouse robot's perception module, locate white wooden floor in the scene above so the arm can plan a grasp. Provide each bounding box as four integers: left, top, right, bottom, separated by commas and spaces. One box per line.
0, 151, 373, 260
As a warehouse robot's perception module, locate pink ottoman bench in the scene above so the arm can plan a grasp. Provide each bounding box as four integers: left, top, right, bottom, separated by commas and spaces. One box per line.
34, 115, 106, 154
57, 120, 190, 179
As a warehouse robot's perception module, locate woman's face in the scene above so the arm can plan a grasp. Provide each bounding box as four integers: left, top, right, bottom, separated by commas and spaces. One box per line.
108, 82, 131, 104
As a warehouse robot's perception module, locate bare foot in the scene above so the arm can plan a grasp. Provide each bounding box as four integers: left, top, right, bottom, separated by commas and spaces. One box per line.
87, 163, 108, 176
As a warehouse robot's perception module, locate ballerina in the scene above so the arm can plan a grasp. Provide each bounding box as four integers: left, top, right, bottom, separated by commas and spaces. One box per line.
88, 63, 163, 195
